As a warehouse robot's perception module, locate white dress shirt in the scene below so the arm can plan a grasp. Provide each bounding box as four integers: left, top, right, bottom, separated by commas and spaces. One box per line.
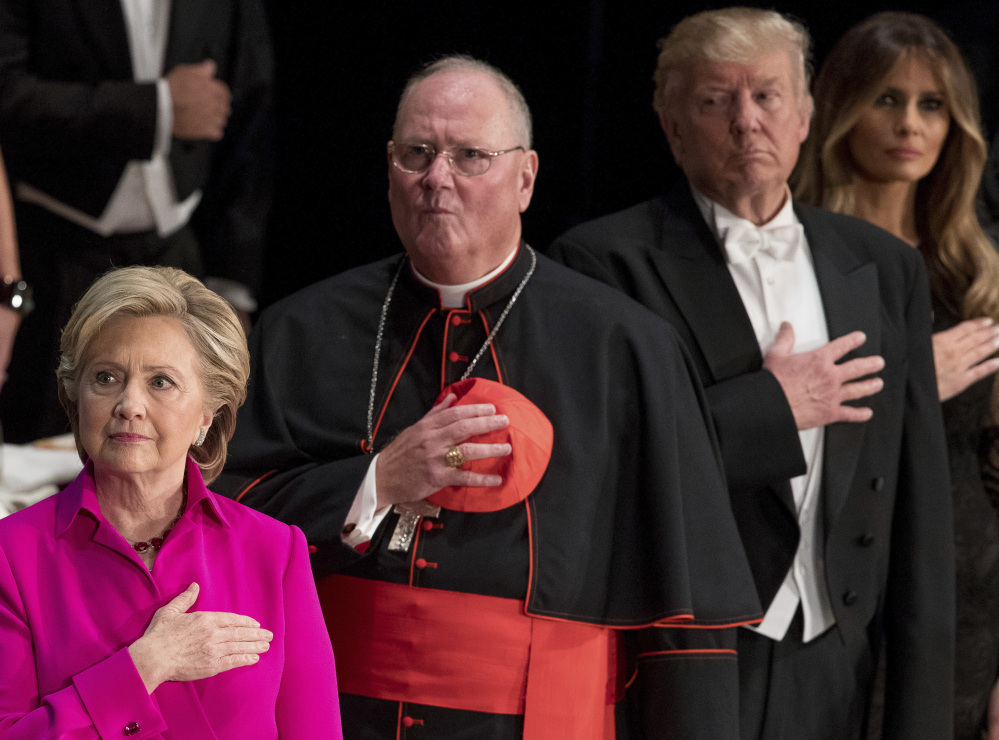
692, 187, 836, 643
16, 0, 201, 238
341, 248, 519, 549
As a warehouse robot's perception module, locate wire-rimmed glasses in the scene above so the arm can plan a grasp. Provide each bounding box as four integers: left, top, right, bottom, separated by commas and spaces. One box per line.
389, 142, 525, 177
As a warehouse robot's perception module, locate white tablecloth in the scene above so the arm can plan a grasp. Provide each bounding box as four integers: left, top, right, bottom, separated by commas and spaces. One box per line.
0, 434, 84, 519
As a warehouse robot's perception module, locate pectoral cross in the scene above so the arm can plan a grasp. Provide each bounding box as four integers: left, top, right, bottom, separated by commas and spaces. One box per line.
388, 500, 441, 552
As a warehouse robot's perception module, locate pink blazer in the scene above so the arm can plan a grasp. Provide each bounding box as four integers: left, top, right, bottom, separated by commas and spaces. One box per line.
0, 456, 341, 739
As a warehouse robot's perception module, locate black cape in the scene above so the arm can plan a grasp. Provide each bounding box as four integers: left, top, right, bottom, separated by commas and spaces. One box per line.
218, 246, 761, 737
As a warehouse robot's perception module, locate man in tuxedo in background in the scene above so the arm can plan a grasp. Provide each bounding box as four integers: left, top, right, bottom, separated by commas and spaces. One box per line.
549, 8, 954, 739
0, 0, 273, 442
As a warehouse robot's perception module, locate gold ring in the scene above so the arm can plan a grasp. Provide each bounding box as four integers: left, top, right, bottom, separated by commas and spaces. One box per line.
444, 446, 465, 468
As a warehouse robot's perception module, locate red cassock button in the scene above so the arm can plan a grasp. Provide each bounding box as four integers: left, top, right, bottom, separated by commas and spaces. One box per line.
450, 315, 463, 326
421, 519, 434, 531
402, 716, 415, 728
123, 722, 141, 736
308, 545, 318, 554
415, 558, 427, 569
448, 351, 461, 362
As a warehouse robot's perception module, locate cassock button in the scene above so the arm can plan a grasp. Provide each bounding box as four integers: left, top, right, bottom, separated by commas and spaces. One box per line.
308, 545, 318, 554
421, 519, 434, 531
123, 722, 141, 736
870, 477, 885, 492
448, 351, 461, 363
450, 315, 463, 326
842, 590, 859, 606
857, 533, 875, 547
415, 558, 427, 569
402, 716, 415, 727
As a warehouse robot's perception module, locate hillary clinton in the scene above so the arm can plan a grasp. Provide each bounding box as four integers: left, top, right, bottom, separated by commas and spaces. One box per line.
0, 266, 340, 738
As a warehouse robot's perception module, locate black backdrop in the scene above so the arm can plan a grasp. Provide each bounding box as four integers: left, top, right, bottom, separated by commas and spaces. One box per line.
257, 0, 999, 310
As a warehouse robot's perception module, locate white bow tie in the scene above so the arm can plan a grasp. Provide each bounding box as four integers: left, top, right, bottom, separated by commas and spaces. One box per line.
722, 221, 804, 264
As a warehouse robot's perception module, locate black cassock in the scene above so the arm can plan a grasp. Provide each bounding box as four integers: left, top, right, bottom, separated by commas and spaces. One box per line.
217, 246, 762, 739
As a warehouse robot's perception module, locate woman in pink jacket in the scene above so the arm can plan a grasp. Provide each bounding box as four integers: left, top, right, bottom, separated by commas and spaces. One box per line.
0, 266, 341, 738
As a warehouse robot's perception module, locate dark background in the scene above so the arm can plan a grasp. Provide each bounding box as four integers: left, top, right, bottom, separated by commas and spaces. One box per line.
257, 0, 999, 310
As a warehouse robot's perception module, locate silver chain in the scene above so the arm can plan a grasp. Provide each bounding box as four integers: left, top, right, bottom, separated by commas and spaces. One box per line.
364, 246, 537, 452
365, 258, 405, 452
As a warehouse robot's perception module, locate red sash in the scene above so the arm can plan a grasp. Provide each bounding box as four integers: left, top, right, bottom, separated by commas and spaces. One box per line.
319, 574, 619, 739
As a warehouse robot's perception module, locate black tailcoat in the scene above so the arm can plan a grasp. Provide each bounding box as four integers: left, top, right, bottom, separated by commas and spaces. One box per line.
0, 0, 273, 291
0, 0, 275, 443
548, 183, 955, 739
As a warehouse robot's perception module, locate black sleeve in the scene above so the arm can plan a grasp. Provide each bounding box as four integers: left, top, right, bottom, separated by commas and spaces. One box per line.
0, 0, 157, 197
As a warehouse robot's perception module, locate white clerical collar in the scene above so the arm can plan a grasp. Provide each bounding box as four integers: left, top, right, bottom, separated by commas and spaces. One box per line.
690, 186, 799, 243
411, 247, 518, 308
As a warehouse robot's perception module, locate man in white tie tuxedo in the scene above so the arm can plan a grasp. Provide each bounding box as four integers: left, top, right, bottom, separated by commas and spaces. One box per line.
548, 7, 954, 739
0, 0, 273, 443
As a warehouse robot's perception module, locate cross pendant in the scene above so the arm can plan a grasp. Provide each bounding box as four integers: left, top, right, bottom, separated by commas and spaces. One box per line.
388, 500, 442, 552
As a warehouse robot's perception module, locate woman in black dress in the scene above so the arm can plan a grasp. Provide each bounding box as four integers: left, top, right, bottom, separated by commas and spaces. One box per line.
795, 11, 999, 738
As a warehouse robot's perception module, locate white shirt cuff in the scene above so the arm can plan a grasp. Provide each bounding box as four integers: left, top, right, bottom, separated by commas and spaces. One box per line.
155, 78, 173, 156
341, 454, 391, 549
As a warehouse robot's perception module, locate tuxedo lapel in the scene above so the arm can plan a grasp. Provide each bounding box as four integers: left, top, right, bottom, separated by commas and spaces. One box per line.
164, 0, 212, 69
797, 205, 881, 529
650, 186, 763, 383
74, 0, 132, 78
652, 186, 797, 516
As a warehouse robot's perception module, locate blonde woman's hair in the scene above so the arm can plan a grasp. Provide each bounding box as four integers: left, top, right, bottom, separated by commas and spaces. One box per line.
653, 7, 814, 121
57, 266, 250, 483
794, 11, 999, 322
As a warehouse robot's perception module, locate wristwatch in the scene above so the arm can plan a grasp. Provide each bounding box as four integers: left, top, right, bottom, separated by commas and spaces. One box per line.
0, 276, 33, 317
